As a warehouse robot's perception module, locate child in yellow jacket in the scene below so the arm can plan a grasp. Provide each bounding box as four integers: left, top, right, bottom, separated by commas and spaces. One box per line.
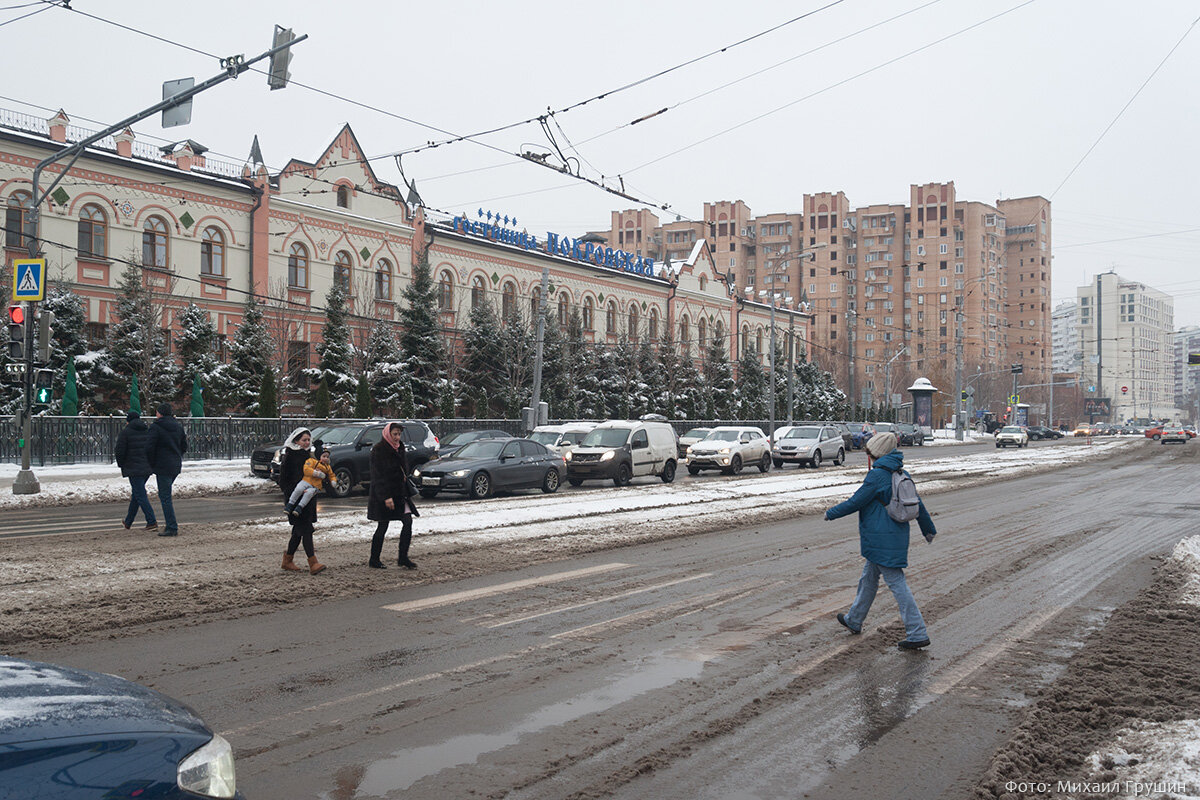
284, 442, 338, 517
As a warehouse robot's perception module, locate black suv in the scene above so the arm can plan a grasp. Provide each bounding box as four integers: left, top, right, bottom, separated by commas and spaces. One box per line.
1026, 425, 1063, 440
250, 421, 438, 497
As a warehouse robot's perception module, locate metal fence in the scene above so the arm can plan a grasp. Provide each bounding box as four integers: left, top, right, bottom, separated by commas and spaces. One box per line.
0, 415, 889, 466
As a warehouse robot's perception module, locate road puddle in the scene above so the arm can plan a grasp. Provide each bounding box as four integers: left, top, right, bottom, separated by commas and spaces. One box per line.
348, 652, 704, 797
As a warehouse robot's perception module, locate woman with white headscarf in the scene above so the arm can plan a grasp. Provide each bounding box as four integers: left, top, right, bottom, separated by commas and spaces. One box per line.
279, 427, 325, 574
367, 421, 420, 569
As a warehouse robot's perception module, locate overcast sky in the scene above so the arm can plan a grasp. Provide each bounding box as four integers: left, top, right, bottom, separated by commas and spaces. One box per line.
7, 1, 1199, 325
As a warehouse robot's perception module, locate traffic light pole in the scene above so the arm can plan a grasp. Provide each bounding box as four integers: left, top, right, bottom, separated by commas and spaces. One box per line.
13, 300, 39, 494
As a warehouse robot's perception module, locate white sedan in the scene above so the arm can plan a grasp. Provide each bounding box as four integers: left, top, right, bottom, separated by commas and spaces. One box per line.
995, 425, 1029, 448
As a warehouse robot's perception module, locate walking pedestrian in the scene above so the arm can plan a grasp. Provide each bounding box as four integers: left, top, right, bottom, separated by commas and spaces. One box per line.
146, 402, 187, 537
114, 410, 157, 531
279, 427, 325, 574
367, 421, 419, 570
825, 431, 937, 650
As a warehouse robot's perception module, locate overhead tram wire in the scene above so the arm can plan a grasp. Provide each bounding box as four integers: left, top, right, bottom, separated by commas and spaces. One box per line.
0, 0, 56, 27
621, 0, 1039, 176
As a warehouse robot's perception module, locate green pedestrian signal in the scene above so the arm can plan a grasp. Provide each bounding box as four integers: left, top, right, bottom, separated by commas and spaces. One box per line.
33, 368, 53, 406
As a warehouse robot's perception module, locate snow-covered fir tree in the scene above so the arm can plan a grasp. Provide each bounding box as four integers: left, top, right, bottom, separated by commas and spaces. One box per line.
791, 347, 847, 420
175, 303, 228, 415
559, 308, 586, 419
538, 307, 570, 419
99, 261, 177, 412
573, 341, 604, 419
461, 300, 504, 414
653, 330, 682, 418
611, 336, 642, 419
703, 333, 735, 419
675, 357, 706, 420
363, 317, 404, 416
735, 345, 767, 420
496, 311, 533, 418
41, 283, 95, 413
307, 285, 355, 415
636, 337, 665, 417
225, 296, 273, 415
257, 367, 278, 418
398, 249, 446, 415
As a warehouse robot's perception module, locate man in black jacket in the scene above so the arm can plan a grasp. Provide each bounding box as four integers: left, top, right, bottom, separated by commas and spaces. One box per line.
115, 410, 158, 531
146, 403, 188, 537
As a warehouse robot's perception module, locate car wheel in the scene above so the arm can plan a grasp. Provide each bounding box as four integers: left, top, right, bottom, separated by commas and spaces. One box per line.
724, 455, 743, 476
328, 466, 354, 497
996, 443, 1002, 448
613, 462, 633, 487
568, 477, 584, 487
541, 469, 561, 494
687, 465, 701, 476
418, 488, 439, 499
758, 453, 771, 473
469, 471, 491, 500
772, 459, 783, 468
833, 448, 844, 466
811, 451, 823, 469
1153, 433, 1161, 440
660, 460, 677, 483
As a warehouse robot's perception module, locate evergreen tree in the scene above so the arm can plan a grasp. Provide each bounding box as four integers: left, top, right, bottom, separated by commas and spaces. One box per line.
735, 345, 767, 420
354, 374, 372, 418
363, 318, 403, 415
258, 367, 278, 418
226, 296, 273, 415
461, 300, 504, 412
637, 337, 665, 416
99, 261, 176, 412
497, 311, 534, 418
611, 336, 641, 419
313, 376, 331, 418
704, 333, 735, 419
675, 357, 706, 420
397, 378, 416, 418
474, 386, 489, 418
308, 285, 355, 414
654, 330, 682, 418
539, 308, 570, 418
593, 345, 622, 418
439, 379, 455, 419
41, 284, 94, 413
560, 309, 586, 419
398, 248, 446, 415
791, 347, 846, 420
175, 303, 227, 415
574, 342, 604, 419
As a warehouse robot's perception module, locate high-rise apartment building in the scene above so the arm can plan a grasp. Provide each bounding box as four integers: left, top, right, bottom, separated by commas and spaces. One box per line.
1052, 301, 1082, 374
1172, 326, 1200, 417
1077, 273, 1176, 422
592, 182, 1052, 410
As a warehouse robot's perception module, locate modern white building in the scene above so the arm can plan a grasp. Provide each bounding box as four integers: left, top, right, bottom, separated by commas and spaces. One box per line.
1051, 300, 1081, 374
1173, 326, 1200, 420
1077, 272, 1177, 422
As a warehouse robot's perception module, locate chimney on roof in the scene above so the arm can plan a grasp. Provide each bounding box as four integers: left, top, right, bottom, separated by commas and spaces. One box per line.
48, 109, 69, 143
114, 127, 135, 158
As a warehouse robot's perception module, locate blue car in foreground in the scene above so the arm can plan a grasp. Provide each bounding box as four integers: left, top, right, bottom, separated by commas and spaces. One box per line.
0, 656, 241, 799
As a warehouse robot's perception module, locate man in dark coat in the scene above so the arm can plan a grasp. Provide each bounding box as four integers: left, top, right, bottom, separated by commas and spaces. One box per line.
825, 431, 937, 650
146, 402, 188, 537
114, 410, 157, 531
367, 421, 419, 569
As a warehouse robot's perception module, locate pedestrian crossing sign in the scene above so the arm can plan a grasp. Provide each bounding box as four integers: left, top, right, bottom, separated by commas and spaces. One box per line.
12, 258, 45, 301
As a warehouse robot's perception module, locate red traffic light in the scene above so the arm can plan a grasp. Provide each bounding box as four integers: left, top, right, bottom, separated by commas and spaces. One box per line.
7, 305, 24, 325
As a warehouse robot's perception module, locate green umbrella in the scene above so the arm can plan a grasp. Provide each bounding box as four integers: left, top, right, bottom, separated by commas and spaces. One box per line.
129, 374, 141, 415
61, 360, 79, 416
190, 374, 204, 417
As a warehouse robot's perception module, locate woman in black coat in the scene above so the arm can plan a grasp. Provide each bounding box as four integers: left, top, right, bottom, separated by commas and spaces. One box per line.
367, 421, 420, 569
279, 427, 325, 574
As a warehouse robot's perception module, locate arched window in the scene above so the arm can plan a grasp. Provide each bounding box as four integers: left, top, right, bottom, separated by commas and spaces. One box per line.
699, 274, 708, 291
530, 287, 542, 320
741, 324, 750, 353
606, 301, 617, 334
336, 185, 350, 208
558, 294, 569, 327
375, 258, 392, 300
697, 317, 707, 351
714, 319, 725, 345
755, 327, 764, 354
648, 307, 659, 340
5, 191, 33, 250
627, 304, 639, 341
680, 314, 691, 357
502, 281, 516, 319
142, 215, 169, 268
438, 270, 455, 310
288, 242, 309, 288
582, 297, 594, 331
471, 275, 486, 310
334, 251, 353, 295
77, 203, 107, 258
200, 226, 224, 276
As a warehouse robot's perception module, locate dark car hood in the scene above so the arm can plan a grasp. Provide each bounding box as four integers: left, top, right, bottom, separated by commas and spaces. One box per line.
424, 454, 516, 471
0, 658, 211, 745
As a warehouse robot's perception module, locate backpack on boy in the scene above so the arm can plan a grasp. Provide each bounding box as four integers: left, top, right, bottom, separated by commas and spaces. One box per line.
884, 469, 921, 523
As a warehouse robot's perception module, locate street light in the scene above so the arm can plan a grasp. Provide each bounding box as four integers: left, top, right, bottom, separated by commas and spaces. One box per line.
763, 244, 827, 443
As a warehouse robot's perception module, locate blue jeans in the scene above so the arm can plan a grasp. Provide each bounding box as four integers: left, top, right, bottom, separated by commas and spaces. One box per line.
124, 475, 156, 527
156, 473, 178, 533
845, 560, 928, 642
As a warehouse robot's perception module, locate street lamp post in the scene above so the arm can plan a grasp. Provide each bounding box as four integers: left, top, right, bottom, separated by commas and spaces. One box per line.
763, 244, 826, 444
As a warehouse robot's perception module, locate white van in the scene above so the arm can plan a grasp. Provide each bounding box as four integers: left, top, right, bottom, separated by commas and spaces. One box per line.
530, 422, 597, 457
565, 420, 679, 486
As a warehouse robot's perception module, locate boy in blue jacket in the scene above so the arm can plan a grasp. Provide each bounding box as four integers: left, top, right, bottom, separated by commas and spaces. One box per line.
825, 431, 937, 650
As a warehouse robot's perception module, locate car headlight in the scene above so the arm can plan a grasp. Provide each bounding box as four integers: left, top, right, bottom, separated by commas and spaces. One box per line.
718, 447, 731, 455
686, 445, 694, 454
599, 450, 615, 462
178, 734, 237, 799
271, 448, 283, 465
450, 469, 469, 478
564, 451, 573, 461
412, 468, 421, 477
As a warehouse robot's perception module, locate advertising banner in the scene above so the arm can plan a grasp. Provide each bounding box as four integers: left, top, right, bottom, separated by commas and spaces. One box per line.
1084, 398, 1112, 417
913, 392, 933, 434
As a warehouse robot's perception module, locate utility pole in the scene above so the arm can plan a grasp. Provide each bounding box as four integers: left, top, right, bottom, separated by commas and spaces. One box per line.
14, 26, 305, 495
847, 308, 857, 414
527, 264, 550, 431
954, 296, 965, 440
786, 315, 796, 424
